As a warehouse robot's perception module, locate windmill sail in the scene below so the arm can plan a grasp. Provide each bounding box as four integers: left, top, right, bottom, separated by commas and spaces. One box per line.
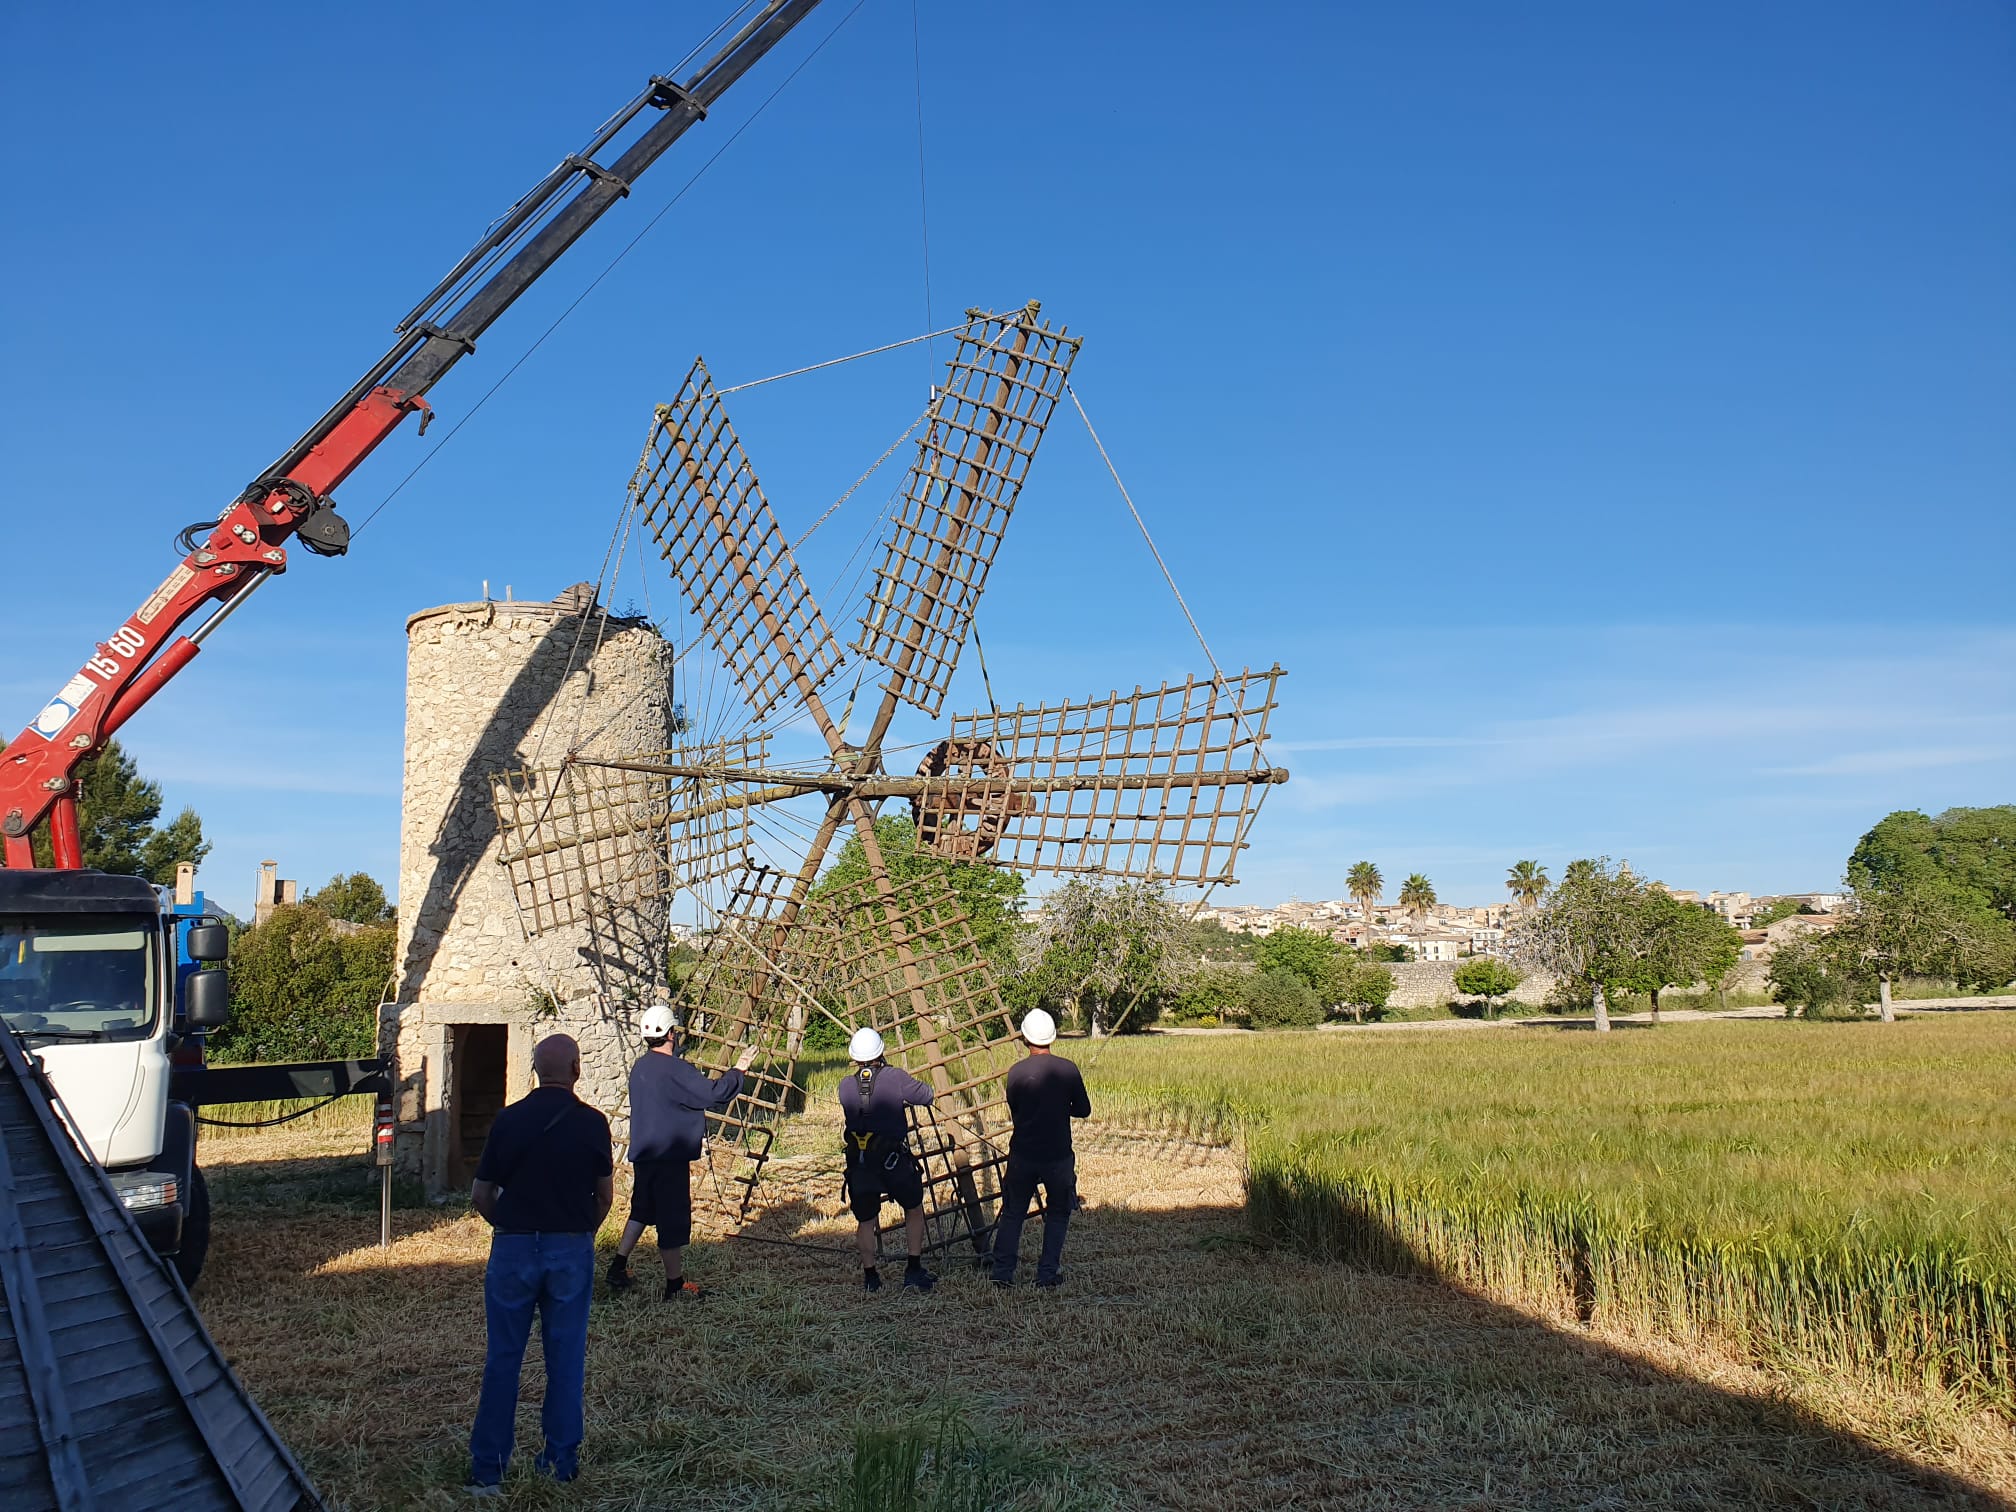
916, 668, 1287, 884
852, 304, 1080, 717
639, 361, 844, 720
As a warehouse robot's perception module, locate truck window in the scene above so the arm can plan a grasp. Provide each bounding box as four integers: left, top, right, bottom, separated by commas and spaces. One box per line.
0, 915, 159, 1042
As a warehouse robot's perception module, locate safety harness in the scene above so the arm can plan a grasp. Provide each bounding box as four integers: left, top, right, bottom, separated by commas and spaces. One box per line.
843, 1063, 907, 1173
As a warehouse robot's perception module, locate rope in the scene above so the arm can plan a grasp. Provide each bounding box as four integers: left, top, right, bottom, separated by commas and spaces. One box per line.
196, 1092, 353, 1129
908, 0, 938, 388
971, 623, 1000, 716
791, 403, 931, 551
715, 323, 968, 396
1065, 380, 1263, 748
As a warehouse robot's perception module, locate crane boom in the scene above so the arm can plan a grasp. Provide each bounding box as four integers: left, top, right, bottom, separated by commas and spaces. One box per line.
2, 0, 823, 867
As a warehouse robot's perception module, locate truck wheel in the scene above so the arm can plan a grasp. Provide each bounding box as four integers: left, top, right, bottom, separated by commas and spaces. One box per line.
173, 1166, 211, 1288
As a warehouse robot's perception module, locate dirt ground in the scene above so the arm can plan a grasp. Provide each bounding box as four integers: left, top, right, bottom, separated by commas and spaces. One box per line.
196, 1108, 2016, 1511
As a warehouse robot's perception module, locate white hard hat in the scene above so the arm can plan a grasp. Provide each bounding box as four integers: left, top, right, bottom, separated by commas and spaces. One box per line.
640, 1003, 678, 1042
1020, 1009, 1057, 1047
848, 1026, 886, 1063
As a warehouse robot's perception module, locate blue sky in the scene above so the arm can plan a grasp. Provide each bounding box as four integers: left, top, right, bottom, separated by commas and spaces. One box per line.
3, 2, 2011, 918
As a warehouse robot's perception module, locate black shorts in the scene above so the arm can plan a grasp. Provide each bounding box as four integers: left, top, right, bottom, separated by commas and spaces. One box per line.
846, 1149, 924, 1221
628, 1158, 692, 1248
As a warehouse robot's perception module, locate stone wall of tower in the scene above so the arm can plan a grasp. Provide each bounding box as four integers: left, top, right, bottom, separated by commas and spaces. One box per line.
382, 590, 676, 1194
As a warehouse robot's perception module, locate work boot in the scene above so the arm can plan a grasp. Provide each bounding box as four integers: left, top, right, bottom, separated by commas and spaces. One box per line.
1035, 1272, 1064, 1291
863, 1267, 883, 1293
606, 1254, 634, 1291
902, 1261, 937, 1293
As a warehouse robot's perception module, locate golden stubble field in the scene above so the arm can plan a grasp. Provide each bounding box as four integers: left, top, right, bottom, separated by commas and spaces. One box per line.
197, 1048, 2015, 1512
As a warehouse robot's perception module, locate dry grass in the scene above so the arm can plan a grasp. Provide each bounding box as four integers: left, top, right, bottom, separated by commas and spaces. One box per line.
195, 1101, 2015, 1511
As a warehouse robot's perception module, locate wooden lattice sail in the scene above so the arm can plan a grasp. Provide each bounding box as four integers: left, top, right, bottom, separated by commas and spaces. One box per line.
487, 302, 1288, 1257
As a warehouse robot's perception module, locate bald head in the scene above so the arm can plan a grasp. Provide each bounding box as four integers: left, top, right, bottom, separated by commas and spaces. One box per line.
531, 1034, 581, 1088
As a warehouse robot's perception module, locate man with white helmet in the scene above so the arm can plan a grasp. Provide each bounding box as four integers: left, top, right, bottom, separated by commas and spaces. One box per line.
838, 1026, 938, 1292
606, 1003, 757, 1299
990, 1008, 1091, 1290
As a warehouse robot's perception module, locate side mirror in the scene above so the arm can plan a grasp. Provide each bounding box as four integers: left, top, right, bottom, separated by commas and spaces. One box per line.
184, 968, 230, 1029
185, 923, 229, 963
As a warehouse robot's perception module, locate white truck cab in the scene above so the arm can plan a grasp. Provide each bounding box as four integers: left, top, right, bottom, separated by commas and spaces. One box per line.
0, 868, 228, 1283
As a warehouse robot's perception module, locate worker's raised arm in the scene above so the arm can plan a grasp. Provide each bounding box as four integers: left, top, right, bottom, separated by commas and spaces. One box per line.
900, 1067, 936, 1107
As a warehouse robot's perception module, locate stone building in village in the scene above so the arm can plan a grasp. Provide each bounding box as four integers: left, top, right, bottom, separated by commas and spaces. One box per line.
382, 585, 677, 1194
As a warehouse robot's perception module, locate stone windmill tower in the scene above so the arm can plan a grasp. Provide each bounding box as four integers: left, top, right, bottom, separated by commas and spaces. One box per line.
385, 585, 679, 1193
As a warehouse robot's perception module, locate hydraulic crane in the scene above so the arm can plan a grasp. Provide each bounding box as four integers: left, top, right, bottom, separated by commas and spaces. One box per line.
0, 0, 825, 1283
2, 0, 822, 864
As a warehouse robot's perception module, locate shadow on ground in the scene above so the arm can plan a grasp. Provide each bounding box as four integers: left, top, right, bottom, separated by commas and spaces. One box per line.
193, 1137, 2013, 1512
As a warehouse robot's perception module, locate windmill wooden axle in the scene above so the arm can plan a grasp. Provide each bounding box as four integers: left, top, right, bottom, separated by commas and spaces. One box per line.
579, 757, 1291, 797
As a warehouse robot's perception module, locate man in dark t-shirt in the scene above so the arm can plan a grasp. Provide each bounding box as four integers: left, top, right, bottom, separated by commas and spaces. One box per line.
991, 1008, 1092, 1289
838, 1026, 938, 1293
607, 1002, 755, 1300
467, 1034, 613, 1490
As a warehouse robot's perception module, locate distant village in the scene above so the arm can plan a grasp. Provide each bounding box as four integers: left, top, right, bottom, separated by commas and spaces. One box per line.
1187, 887, 1847, 964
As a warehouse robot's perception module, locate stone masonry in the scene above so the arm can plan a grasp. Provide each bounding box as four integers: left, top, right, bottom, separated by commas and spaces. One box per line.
382, 589, 678, 1195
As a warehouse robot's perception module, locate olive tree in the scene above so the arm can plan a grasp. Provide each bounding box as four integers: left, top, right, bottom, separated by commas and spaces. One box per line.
1510, 857, 1654, 1033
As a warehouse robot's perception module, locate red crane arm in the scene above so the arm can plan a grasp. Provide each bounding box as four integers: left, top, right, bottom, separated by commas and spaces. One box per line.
2, 388, 423, 868
2, 0, 824, 869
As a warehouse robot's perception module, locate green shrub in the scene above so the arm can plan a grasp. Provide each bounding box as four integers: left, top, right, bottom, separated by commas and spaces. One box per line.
1244, 969, 1323, 1029
212, 906, 392, 1064
1451, 957, 1523, 1017
1767, 936, 1867, 1020
1336, 961, 1396, 1022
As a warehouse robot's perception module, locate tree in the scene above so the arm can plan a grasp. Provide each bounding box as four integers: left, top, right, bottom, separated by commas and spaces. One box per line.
1336, 961, 1396, 1022
1253, 927, 1350, 1005
1173, 963, 1251, 1026
1850, 806, 2016, 926
1452, 957, 1523, 1017
304, 872, 392, 925
1398, 873, 1437, 931
1505, 860, 1548, 912
1639, 890, 1743, 1022
1828, 867, 2016, 1022
17, 738, 209, 882
1018, 878, 1185, 1036
1347, 861, 1383, 933
1243, 968, 1323, 1029
1766, 935, 1865, 1020
816, 817, 1025, 969
213, 904, 394, 1063
1510, 857, 1655, 1033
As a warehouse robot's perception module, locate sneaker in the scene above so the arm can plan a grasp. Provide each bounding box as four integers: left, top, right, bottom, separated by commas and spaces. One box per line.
664, 1278, 706, 1301
990, 1277, 1013, 1290
1035, 1273, 1064, 1290
606, 1255, 633, 1291
902, 1266, 937, 1293
863, 1269, 884, 1293
463, 1477, 502, 1498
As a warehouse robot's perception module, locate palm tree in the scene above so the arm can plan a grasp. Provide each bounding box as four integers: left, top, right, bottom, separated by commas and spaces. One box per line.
1346, 861, 1383, 935
1506, 860, 1549, 912
1398, 873, 1437, 932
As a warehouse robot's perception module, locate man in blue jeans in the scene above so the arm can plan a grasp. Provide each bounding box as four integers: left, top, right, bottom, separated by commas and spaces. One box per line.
990, 1009, 1091, 1290
466, 1033, 614, 1492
